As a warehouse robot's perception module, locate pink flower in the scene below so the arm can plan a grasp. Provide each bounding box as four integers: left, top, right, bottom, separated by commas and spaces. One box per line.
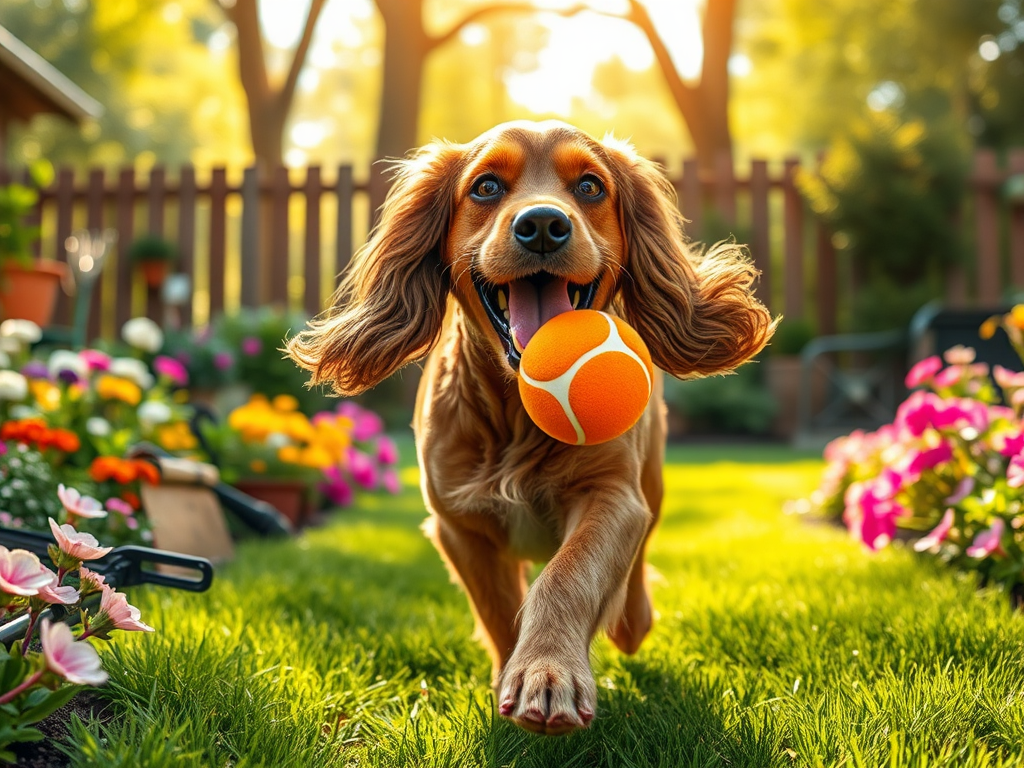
895, 391, 941, 437
933, 365, 963, 389
153, 355, 189, 386
844, 471, 907, 551
95, 583, 154, 634
943, 345, 976, 365
966, 518, 1006, 558
105, 498, 134, 516
376, 437, 399, 466
241, 336, 262, 356
994, 365, 1024, 392
1008, 455, 1024, 489
382, 468, 400, 494
944, 476, 975, 505
78, 567, 108, 597
49, 519, 113, 562
913, 509, 955, 552
213, 351, 234, 371
905, 356, 942, 388
905, 441, 953, 480
999, 430, 1024, 458
37, 581, 79, 605
321, 466, 354, 507
347, 449, 378, 489
40, 619, 108, 686
57, 485, 107, 520
80, 349, 112, 372
0, 548, 58, 596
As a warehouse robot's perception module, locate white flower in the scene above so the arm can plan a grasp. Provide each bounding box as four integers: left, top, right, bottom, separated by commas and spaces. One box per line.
265, 432, 291, 449
121, 317, 163, 354
0, 319, 42, 345
137, 400, 172, 426
0, 337, 19, 354
109, 358, 154, 390
85, 417, 112, 437
0, 370, 28, 401
47, 349, 88, 381
8, 404, 35, 419
0, 350, 9, 369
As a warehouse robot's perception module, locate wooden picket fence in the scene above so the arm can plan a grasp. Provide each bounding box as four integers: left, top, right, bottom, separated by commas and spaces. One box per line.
3, 148, 1024, 341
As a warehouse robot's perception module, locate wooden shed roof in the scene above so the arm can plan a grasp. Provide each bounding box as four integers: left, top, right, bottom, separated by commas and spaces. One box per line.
0, 24, 102, 124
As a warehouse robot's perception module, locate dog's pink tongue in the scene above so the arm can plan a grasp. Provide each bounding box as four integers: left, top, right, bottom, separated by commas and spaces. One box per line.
508, 277, 572, 353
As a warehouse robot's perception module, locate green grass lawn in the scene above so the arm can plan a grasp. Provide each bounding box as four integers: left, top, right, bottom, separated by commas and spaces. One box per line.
60, 440, 1024, 767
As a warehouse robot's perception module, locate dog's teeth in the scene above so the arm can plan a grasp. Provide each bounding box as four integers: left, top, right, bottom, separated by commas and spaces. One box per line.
497, 289, 507, 311
572, 290, 580, 309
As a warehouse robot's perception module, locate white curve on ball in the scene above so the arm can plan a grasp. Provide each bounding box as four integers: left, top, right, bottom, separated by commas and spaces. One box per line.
519, 312, 652, 445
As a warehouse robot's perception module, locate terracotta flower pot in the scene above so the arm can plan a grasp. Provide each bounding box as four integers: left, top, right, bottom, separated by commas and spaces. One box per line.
137, 259, 170, 288
0, 260, 68, 327
233, 477, 311, 528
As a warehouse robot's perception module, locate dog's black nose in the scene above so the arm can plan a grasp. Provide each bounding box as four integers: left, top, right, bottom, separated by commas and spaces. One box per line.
512, 206, 572, 254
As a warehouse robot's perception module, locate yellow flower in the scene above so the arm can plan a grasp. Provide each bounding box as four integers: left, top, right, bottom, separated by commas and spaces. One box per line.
96, 375, 142, 406
157, 422, 197, 451
980, 317, 999, 340
272, 394, 299, 412
249, 458, 267, 474
299, 445, 333, 469
1010, 305, 1024, 330
277, 445, 301, 464
29, 380, 60, 411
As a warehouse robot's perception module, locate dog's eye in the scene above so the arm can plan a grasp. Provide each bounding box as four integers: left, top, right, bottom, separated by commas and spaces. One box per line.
576, 175, 604, 199
471, 176, 504, 200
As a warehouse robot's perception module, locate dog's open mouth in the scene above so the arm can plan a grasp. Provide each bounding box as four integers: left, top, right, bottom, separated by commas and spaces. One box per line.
473, 271, 599, 369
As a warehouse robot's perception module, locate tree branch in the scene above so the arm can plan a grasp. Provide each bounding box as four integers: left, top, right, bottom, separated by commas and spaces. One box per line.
280, 0, 328, 107
222, 0, 271, 106
427, 2, 591, 52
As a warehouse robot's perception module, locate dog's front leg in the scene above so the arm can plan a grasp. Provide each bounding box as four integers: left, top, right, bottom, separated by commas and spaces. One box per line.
498, 487, 649, 734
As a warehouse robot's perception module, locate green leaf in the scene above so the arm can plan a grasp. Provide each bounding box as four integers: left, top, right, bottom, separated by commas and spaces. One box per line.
19, 684, 80, 725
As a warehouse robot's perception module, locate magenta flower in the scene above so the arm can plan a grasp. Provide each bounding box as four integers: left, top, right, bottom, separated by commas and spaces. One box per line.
80, 349, 112, 372
966, 518, 1006, 558
844, 471, 907, 550
1008, 455, 1024, 489
241, 336, 262, 356
905, 356, 942, 389
913, 509, 955, 552
376, 437, 399, 466
213, 351, 234, 371
57, 485, 107, 520
933, 365, 963, 389
49, 519, 113, 562
106, 498, 134, 516
153, 355, 189, 386
998, 430, 1024, 458
382, 467, 400, 494
895, 391, 941, 437
40, 619, 108, 686
944, 476, 975, 505
321, 466, 354, 507
0, 548, 58, 596
905, 441, 953, 480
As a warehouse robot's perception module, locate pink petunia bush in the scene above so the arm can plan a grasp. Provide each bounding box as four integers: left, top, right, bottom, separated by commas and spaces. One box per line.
0, 487, 155, 760
811, 310, 1024, 595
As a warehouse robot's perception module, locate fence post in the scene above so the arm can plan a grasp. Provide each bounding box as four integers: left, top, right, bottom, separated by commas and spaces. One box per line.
270, 166, 291, 306
714, 150, 736, 225
114, 168, 135, 330
303, 165, 322, 317
1009, 149, 1024, 290
783, 157, 804, 320
53, 167, 75, 326
178, 165, 196, 326
240, 166, 260, 307
145, 166, 167, 321
208, 168, 228, 318
749, 159, 771, 312
85, 169, 105, 342
334, 164, 354, 295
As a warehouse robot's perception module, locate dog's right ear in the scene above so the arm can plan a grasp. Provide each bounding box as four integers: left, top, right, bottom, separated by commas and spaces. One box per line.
288, 142, 464, 395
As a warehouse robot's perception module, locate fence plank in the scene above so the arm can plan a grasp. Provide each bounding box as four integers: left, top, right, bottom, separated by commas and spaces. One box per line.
144, 166, 167, 321
177, 165, 196, 325
240, 166, 260, 307
714, 151, 736, 225
85, 169, 105, 342
52, 167, 75, 326
783, 157, 804, 319
814, 153, 837, 334
208, 168, 228, 317
974, 150, 1002, 304
749, 159, 771, 312
303, 165, 322, 317
1009, 149, 1024, 289
334, 164, 354, 293
114, 168, 135, 330
681, 158, 702, 238
270, 166, 290, 306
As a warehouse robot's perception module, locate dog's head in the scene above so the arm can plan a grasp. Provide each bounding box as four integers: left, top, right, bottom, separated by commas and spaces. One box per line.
289, 120, 775, 394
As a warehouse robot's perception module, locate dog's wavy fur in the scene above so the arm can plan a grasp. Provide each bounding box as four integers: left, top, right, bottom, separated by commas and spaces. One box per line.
289, 121, 774, 735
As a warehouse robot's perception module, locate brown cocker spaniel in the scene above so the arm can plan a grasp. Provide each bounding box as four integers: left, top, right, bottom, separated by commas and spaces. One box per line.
289, 120, 774, 735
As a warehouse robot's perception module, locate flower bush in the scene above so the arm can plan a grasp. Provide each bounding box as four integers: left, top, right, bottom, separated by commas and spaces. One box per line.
0, 488, 153, 762
811, 306, 1024, 595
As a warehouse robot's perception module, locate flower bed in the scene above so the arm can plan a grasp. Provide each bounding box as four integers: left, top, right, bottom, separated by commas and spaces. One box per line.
810, 306, 1024, 596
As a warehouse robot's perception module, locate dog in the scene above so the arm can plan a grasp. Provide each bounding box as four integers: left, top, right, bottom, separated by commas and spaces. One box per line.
288, 120, 774, 734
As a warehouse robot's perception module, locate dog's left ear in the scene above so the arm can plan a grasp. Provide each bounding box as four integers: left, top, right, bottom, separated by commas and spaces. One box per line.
602, 139, 776, 378
288, 142, 464, 395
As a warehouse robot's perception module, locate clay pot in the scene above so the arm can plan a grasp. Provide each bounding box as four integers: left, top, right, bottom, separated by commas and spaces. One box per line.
137, 259, 170, 288
0, 260, 68, 326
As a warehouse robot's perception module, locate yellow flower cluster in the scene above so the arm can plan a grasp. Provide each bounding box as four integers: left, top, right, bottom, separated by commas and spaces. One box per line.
96, 375, 142, 406
29, 380, 60, 411
157, 421, 198, 451
227, 395, 353, 469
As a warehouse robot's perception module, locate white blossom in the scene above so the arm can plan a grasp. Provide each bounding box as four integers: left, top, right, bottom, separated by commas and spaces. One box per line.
0, 370, 28, 401
121, 317, 164, 354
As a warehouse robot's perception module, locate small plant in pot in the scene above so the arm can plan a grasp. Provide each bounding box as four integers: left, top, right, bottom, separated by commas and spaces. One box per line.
0, 161, 68, 326
127, 234, 178, 289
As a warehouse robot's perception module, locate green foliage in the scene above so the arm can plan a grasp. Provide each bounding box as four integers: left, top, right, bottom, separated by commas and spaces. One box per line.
664, 364, 779, 435
0, 445, 64, 527
0, 646, 82, 762
800, 111, 969, 330
0, 184, 40, 268
771, 317, 817, 355
126, 235, 177, 264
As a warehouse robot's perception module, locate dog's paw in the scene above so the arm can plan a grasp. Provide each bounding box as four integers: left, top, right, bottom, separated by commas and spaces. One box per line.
497, 653, 597, 735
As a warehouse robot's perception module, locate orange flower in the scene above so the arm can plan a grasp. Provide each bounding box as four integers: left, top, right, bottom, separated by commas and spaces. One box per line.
121, 491, 140, 509
135, 460, 160, 485
96, 375, 142, 406
51, 429, 81, 453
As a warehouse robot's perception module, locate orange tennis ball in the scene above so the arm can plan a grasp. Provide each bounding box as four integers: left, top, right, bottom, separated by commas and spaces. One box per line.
518, 310, 654, 445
